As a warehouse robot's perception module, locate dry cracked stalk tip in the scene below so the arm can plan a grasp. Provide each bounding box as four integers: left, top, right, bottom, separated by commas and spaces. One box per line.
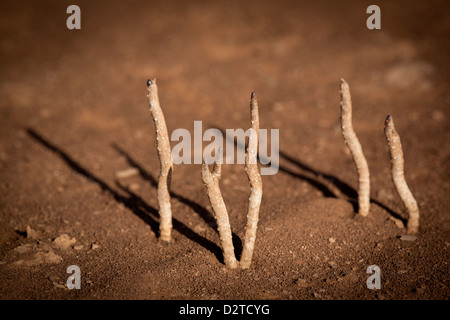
384, 115, 419, 235
340, 79, 370, 216
147, 79, 173, 242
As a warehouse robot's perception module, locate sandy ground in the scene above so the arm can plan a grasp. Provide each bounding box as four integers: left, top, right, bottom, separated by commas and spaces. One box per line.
0, 0, 449, 300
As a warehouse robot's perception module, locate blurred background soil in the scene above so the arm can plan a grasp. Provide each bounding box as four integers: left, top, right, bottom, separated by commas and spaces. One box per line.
0, 0, 449, 299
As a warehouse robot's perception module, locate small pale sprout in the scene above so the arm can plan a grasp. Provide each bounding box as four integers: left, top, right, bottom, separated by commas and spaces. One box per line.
202, 91, 262, 269
384, 114, 420, 235
339, 79, 370, 217
147, 78, 173, 242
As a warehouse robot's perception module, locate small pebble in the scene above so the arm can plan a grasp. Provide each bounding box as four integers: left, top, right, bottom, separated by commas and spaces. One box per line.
295, 278, 309, 288
115, 168, 139, 179
399, 235, 417, 242
49, 275, 61, 282
53, 234, 76, 250
53, 282, 66, 289
389, 217, 405, 229
26, 226, 41, 240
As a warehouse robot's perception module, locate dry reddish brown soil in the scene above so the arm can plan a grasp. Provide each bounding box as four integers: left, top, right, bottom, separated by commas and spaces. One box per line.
0, 0, 449, 300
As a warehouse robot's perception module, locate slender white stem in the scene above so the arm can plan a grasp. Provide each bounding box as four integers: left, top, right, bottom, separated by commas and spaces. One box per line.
240, 92, 263, 269
147, 79, 173, 242
201, 149, 239, 268
384, 115, 419, 234
340, 79, 370, 216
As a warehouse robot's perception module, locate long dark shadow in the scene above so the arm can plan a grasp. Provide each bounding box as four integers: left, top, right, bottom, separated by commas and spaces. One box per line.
111, 143, 243, 260
277, 166, 337, 198
116, 182, 226, 261
112, 143, 216, 228
208, 124, 404, 223
278, 150, 407, 223
26, 128, 225, 263
211, 125, 337, 199
279, 150, 358, 199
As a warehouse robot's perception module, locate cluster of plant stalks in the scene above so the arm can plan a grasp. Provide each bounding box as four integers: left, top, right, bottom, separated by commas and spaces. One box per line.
340, 79, 419, 235
145, 77, 420, 270
201, 92, 262, 269
146, 79, 262, 268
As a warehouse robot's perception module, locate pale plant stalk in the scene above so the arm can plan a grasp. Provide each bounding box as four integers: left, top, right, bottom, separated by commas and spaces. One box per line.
384, 115, 419, 234
147, 79, 173, 242
340, 79, 370, 216
201, 92, 263, 269
240, 92, 263, 269
201, 149, 239, 268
